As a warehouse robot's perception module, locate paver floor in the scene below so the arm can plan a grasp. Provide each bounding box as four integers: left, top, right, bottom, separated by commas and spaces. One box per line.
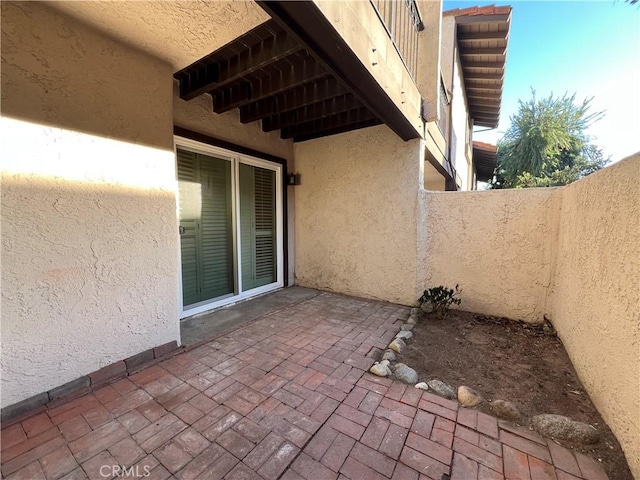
1, 290, 609, 480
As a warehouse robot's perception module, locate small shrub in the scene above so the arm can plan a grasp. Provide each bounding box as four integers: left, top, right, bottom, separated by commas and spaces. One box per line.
419, 285, 461, 318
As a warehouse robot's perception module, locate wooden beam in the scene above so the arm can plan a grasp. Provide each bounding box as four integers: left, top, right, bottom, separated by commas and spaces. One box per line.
472, 107, 500, 115
458, 31, 508, 42
465, 73, 503, 81
213, 57, 327, 113
459, 47, 506, 56
280, 107, 377, 139
239, 76, 349, 123
258, 1, 420, 141
180, 30, 301, 100
466, 84, 502, 91
293, 118, 382, 142
462, 61, 504, 69
262, 94, 361, 131
468, 92, 501, 100
455, 13, 511, 25
467, 99, 500, 108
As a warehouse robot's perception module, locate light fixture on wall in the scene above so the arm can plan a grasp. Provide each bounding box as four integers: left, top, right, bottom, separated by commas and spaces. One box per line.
288, 173, 301, 186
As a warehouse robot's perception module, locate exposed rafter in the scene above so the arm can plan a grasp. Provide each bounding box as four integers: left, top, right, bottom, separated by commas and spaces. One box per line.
262, 94, 360, 132
459, 47, 506, 57
458, 31, 508, 42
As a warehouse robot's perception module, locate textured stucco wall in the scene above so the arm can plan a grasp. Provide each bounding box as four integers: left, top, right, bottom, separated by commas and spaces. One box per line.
416, 0, 443, 121
421, 188, 558, 323
420, 155, 640, 475
294, 125, 423, 305
1, 2, 179, 407
46, 1, 269, 71
549, 155, 640, 478
449, 52, 471, 190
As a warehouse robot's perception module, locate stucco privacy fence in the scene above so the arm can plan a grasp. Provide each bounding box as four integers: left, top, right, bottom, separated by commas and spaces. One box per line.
420, 153, 640, 478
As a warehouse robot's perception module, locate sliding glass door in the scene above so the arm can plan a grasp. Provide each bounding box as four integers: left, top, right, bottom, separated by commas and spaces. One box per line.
176, 139, 282, 317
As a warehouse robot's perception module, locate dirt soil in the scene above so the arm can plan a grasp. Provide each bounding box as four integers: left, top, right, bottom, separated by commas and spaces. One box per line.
398, 310, 633, 480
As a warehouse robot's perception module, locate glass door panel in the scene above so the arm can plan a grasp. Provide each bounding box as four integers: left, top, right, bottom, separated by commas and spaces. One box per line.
177, 148, 233, 308
239, 163, 277, 291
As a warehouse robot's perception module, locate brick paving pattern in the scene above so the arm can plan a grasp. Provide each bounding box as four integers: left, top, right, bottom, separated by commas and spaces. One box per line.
1, 292, 610, 480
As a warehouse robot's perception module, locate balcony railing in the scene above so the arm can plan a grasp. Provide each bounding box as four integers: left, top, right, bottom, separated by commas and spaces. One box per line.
371, 0, 424, 80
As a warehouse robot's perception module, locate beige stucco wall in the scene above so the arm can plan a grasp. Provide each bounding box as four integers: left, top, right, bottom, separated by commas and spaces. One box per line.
449, 51, 472, 190
421, 187, 557, 322
420, 154, 640, 475
294, 125, 423, 305
0, 2, 180, 407
549, 155, 640, 478
46, 1, 269, 71
416, 0, 443, 121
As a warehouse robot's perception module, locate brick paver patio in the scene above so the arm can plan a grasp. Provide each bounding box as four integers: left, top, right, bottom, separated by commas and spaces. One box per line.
1, 291, 609, 480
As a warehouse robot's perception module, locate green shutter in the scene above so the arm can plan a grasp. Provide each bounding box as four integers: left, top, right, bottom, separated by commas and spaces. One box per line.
177, 148, 233, 307
240, 164, 276, 291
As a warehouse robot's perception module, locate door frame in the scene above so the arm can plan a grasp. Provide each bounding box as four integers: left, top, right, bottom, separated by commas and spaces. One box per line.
174, 133, 286, 319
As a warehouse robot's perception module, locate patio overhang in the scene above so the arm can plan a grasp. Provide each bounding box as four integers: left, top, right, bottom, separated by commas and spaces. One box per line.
175, 1, 421, 143
444, 5, 512, 129
473, 140, 498, 181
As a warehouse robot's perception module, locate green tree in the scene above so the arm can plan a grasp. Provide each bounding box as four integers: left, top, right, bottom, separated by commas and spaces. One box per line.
491, 91, 609, 189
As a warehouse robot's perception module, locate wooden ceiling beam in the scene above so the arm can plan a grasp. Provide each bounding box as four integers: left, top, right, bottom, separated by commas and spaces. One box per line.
468, 92, 501, 100
465, 73, 503, 81
459, 47, 506, 56
262, 94, 361, 131
213, 57, 327, 113
239, 76, 349, 123
472, 109, 500, 116
466, 84, 502, 91
258, 1, 420, 141
463, 61, 504, 69
293, 118, 382, 143
280, 107, 377, 139
180, 30, 301, 100
458, 31, 508, 42
455, 14, 510, 24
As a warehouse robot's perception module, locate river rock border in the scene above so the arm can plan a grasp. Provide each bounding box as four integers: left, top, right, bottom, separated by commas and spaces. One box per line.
369, 306, 600, 445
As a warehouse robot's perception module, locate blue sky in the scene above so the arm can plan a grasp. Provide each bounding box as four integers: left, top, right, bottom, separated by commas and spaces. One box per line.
443, 0, 640, 162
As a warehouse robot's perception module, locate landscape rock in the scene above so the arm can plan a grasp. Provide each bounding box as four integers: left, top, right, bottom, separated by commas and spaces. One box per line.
420, 303, 434, 314
400, 323, 414, 331
490, 400, 522, 421
457, 386, 484, 407
370, 360, 392, 377
388, 338, 406, 353
392, 363, 419, 384
395, 331, 413, 341
532, 414, 599, 444
406, 315, 419, 325
415, 382, 429, 391
427, 380, 456, 400
381, 349, 397, 362
410, 308, 424, 318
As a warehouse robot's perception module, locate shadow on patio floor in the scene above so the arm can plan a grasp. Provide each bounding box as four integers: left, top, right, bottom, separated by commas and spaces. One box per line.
180, 287, 320, 346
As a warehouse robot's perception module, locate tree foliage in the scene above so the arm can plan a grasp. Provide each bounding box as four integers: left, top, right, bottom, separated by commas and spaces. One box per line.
491, 91, 609, 189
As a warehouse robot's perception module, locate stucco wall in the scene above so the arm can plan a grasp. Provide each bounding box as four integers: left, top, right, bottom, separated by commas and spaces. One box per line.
294, 125, 423, 305
421, 188, 557, 322
420, 154, 639, 475
549, 155, 640, 478
449, 52, 472, 190
1, 2, 179, 407
416, 0, 443, 121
